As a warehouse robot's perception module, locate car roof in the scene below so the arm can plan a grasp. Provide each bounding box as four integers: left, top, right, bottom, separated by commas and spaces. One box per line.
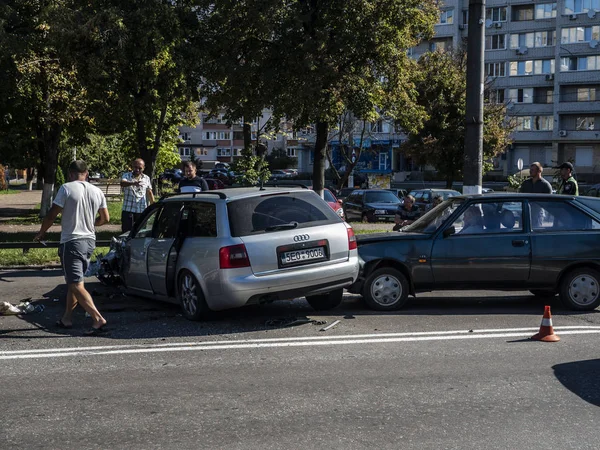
451, 193, 572, 201
161, 186, 310, 203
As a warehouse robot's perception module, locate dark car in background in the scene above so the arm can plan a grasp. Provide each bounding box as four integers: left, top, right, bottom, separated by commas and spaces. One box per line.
160, 169, 183, 184
409, 188, 461, 212
349, 193, 600, 312
203, 178, 226, 190
336, 187, 356, 201
343, 189, 402, 222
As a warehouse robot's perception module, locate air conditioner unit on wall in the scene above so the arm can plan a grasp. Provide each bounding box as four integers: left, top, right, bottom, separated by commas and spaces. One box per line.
569, 14, 577, 20
559, 130, 568, 137
516, 47, 528, 55
545, 74, 554, 81
494, 22, 502, 28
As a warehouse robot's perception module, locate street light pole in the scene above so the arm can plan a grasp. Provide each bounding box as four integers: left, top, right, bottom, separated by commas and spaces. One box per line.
463, 0, 486, 195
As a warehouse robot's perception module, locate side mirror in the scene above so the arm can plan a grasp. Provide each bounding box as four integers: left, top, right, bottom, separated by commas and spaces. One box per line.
443, 226, 456, 238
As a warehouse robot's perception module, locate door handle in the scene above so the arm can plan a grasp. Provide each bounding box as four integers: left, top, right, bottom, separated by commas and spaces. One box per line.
512, 239, 528, 247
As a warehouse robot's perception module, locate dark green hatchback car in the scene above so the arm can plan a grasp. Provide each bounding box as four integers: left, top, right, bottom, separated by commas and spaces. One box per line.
349, 193, 600, 311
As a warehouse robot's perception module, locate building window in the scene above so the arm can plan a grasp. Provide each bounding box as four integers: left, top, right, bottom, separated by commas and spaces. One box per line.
561, 26, 600, 44
576, 117, 595, 130
534, 116, 554, 130
232, 148, 242, 156
217, 148, 232, 156
438, 9, 454, 24
535, 3, 557, 19
508, 88, 534, 103
512, 5, 535, 21
565, 0, 600, 14
217, 131, 230, 140
486, 7, 507, 22
509, 59, 554, 75
287, 148, 297, 157
179, 147, 190, 156
486, 89, 505, 103
462, 10, 469, 24
485, 62, 506, 77
485, 34, 506, 50
198, 148, 208, 156
370, 120, 383, 132
515, 117, 532, 131
429, 39, 452, 52
577, 87, 597, 101
510, 32, 534, 49
561, 55, 600, 71
576, 147, 594, 166
535, 30, 556, 47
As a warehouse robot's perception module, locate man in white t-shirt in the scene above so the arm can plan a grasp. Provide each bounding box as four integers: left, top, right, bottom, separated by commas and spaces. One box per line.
120, 158, 155, 233
35, 160, 110, 335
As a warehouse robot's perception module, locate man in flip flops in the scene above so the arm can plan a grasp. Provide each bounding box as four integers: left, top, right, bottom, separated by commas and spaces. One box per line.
35, 160, 111, 335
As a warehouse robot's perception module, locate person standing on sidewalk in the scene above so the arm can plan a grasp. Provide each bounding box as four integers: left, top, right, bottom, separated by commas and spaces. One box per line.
557, 162, 579, 196
34, 160, 110, 335
520, 162, 552, 194
120, 158, 154, 233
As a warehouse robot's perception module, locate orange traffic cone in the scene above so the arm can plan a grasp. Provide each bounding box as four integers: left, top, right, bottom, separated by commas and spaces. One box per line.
531, 305, 560, 342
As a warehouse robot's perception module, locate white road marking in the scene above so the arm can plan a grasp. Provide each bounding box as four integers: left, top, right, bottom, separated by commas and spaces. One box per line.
1, 326, 599, 360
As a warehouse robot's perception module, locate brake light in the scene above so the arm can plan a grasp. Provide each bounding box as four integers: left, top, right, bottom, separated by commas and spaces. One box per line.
219, 244, 251, 269
347, 227, 357, 250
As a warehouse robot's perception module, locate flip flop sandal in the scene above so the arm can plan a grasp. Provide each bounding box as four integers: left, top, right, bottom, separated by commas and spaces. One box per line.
55, 319, 72, 329
83, 326, 109, 336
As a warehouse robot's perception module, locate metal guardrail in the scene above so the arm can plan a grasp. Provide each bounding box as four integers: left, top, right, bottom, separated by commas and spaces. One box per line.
0, 240, 112, 254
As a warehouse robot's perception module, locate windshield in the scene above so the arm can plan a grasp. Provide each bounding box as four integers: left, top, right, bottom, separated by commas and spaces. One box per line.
323, 190, 336, 203
403, 199, 464, 233
364, 191, 401, 203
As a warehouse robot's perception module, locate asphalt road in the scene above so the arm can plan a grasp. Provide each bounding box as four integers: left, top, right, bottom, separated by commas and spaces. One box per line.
1, 269, 600, 449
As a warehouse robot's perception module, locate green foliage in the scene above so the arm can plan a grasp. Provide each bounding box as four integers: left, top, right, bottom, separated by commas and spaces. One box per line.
506, 174, 524, 192
70, 133, 133, 180
232, 148, 270, 186
55, 165, 65, 187
155, 145, 181, 177
402, 50, 513, 187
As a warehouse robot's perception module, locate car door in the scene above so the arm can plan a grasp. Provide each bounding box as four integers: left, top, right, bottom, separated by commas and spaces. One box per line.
147, 202, 185, 296
431, 200, 531, 286
123, 206, 160, 292
344, 191, 363, 221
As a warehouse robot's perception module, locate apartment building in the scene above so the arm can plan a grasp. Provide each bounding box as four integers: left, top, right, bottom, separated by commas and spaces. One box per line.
177, 109, 302, 168
411, 0, 600, 180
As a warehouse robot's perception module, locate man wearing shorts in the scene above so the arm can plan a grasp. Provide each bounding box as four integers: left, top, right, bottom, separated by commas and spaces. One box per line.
35, 160, 110, 335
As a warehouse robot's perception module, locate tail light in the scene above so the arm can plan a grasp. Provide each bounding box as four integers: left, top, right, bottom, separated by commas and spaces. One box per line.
347, 227, 357, 250
219, 244, 251, 269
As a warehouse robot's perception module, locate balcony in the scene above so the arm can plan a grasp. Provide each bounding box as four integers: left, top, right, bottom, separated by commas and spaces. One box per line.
556, 130, 600, 141
557, 100, 600, 113
511, 130, 554, 142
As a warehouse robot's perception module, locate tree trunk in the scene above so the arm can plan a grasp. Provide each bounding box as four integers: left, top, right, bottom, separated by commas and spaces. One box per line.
134, 110, 153, 181
312, 121, 328, 197
39, 123, 62, 217
243, 122, 252, 152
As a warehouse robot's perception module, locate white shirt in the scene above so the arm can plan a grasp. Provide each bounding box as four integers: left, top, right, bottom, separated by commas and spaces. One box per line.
53, 181, 107, 243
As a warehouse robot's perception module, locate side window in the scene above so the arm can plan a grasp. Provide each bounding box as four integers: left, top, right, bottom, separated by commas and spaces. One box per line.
155, 203, 182, 239
134, 209, 159, 239
451, 201, 523, 235
529, 201, 600, 231
188, 203, 217, 237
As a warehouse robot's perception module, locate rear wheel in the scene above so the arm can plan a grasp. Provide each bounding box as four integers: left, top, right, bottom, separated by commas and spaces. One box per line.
363, 267, 409, 311
178, 270, 210, 320
560, 267, 600, 311
529, 289, 557, 298
306, 288, 343, 311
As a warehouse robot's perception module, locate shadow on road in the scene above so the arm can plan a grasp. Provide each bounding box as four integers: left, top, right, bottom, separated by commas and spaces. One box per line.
553, 359, 600, 407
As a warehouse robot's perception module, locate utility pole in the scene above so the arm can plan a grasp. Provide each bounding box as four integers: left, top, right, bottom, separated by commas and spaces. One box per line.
463, 0, 486, 195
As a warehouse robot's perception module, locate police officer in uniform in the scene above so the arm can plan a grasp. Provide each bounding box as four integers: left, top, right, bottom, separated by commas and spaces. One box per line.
557, 162, 578, 196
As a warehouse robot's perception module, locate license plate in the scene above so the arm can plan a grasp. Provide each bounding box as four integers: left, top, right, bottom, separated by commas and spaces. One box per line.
375, 210, 386, 214
281, 247, 325, 265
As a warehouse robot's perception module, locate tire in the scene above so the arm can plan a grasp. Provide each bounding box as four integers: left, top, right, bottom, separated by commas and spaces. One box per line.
560, 267, 600, 311
529, 289, 557, 298
178, 270, 210, 320
306, 288, 343, 311
363, 267, 409, 311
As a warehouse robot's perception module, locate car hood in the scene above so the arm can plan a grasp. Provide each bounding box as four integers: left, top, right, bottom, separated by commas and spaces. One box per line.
364, 202, 400, 209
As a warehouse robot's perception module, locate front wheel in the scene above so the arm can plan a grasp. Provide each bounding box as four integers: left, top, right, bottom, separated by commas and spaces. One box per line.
306, 288, 343, 311
363, 267, 409, 311
178, 270, 210, 320
560, 267, 600, 311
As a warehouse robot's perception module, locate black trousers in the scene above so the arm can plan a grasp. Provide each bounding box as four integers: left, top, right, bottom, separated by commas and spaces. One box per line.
121, 211, 142, 234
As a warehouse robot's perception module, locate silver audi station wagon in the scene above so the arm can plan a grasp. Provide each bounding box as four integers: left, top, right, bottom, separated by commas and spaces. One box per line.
111, 187, 360, 320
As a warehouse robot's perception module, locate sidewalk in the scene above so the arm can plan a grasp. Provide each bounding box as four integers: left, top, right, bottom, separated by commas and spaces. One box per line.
0, 189, 122, 233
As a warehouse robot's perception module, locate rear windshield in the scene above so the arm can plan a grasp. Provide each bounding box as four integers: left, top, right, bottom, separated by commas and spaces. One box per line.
364, 191, 401, 203
228, 191, 341, 237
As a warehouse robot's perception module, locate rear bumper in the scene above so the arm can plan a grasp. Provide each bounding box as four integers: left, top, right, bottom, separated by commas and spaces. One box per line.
206, 256, 360, 311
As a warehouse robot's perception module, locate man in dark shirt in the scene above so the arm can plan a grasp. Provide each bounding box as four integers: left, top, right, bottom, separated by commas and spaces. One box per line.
178, 161, 209, 192
520, 162, 552, 194
556, 162, 578, 196
393, 195, 420, 231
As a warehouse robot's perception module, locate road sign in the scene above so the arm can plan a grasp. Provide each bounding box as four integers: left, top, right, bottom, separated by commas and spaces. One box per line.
517, 158, 523, 171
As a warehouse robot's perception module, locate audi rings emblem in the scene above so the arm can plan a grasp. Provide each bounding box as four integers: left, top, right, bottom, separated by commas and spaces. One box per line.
294, 234, 310, 242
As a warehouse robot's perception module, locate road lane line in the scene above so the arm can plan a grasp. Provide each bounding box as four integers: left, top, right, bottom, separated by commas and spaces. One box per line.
1, 327, 600, 360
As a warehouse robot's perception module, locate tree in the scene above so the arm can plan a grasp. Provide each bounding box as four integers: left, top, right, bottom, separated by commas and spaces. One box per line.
401, 50, 513, 188
265, 148, 295, 170
0, 1, 93, 214
70, 0, 203, 179
271, 0, 438, 195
